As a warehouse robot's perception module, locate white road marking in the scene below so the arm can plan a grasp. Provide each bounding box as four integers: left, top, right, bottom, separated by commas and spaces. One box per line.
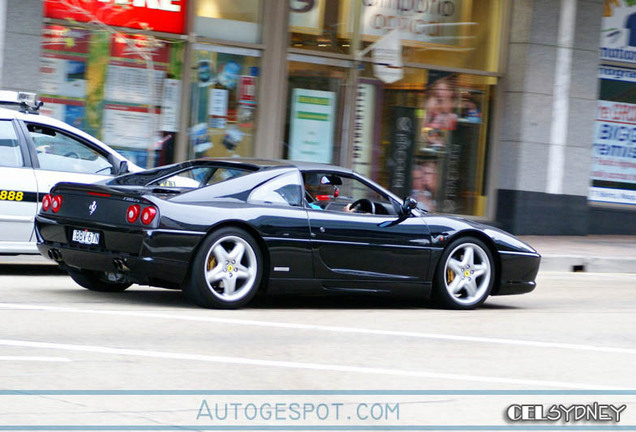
1, 302, 635, 356
0, 338, 622, 390
0, 356, 71, 362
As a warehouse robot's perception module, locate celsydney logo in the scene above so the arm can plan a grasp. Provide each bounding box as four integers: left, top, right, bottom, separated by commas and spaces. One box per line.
506, 403, 626, 423
89, 201, 97, 215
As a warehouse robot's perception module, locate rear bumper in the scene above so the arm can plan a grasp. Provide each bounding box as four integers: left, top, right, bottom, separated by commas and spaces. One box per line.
35, 215, 205, 287
492, 251, 541, 296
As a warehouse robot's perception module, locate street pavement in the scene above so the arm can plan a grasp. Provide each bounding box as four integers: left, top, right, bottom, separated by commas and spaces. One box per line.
1, 268, 636, 428
2, 238, 636, 428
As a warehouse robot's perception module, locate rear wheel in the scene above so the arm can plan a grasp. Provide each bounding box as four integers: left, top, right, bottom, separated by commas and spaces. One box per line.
68, 269, 131, 293
433, 237, 494, 310
184, 227, 263, 309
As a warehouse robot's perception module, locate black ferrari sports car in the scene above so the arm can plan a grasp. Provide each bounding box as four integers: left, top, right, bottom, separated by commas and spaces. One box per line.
35, 158, 540, 310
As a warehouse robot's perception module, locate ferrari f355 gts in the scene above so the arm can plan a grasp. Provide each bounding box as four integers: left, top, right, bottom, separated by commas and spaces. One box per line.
35, 158, 540, 310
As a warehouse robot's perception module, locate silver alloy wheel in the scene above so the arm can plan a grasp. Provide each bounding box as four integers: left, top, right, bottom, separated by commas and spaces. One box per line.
443, 242, 491, 306
204, 235, 258, 302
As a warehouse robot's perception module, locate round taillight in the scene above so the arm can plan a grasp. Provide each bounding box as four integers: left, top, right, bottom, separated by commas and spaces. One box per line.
126, 204, 140, 223
140, 206, 157, 225
42, 194, 52, 212
51, 195, 63, 213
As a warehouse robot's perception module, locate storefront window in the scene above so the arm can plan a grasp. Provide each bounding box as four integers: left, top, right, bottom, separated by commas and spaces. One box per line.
356, 0, 505, 73
39, 25, 185, 168
196, 0, 262, 44
284, 57, 351, 164
289, 0, 353, 54
358, 63, 493, 216
188, 45, 261, 159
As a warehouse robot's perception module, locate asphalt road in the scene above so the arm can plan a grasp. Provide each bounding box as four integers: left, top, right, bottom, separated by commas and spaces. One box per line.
1, 267, 635, 427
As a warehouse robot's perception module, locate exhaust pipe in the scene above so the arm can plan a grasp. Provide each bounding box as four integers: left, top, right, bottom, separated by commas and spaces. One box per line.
112, 258, 130, 272
48, 249, 62, 261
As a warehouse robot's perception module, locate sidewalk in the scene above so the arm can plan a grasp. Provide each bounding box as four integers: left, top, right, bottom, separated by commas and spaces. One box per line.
520, 235, 636, 273
2, 236, 636, 273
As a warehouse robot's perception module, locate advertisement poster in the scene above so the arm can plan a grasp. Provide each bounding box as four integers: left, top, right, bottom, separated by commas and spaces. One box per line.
589, 97, 636, 205
288, 88, 336, 164
39, 26, 90, 128
601, 0, 636, 63
102, 104, 157, 149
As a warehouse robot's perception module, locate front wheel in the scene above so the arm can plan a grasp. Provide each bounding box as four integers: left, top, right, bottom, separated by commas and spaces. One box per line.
184, 227, 263, 309
68, 269, 131, 292
433, 237, 495, 310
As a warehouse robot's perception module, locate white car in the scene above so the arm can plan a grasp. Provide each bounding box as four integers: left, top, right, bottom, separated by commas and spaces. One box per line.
0, 91, 139, 254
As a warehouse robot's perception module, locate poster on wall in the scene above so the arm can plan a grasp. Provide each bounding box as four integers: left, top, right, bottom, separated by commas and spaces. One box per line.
39, 26, 90, 128
288, 88, 336, 164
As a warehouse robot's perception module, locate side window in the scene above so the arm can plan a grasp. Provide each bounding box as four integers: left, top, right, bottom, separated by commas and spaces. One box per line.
27, 124, 112, 175
248, 171, 303, 207
303, 172, 395, 215
0, 121, 23, 168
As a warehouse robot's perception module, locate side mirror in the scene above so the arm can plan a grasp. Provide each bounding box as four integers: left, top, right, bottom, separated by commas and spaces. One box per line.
401, 196, 418, 215
118, 160, 129, 175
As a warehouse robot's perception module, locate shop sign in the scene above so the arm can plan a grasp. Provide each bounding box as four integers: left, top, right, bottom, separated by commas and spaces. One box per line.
288, 88, 336, 164
290, 0, 326, 35
43, 0, 188, 35
371, 29, 404, 84
389, 106, 415, 198
340, 0, 469, 47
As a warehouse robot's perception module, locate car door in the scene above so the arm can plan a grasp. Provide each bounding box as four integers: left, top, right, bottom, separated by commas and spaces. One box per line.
20, 121, 117, 197
303, 171, 432, 286
0, 119, 39, 252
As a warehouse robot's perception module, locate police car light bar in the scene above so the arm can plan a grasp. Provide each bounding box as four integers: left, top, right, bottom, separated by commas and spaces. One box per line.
0, 90, 43, 113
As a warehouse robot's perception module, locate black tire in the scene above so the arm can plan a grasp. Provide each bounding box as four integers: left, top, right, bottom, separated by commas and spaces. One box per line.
432, 236, 495, 310
68, 269, 131, 293
183, 227, 263, 309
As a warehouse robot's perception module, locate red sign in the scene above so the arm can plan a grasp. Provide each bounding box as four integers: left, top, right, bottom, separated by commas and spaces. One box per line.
238, 76, 257, 105
43, 0, 188, 35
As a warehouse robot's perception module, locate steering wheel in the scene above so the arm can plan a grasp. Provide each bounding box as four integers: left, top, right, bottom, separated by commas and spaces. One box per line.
64, 151, 80, 159
349, 198, 375, 214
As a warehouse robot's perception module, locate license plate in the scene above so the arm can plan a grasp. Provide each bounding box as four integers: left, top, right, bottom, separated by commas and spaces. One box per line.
71, 229, 100, 245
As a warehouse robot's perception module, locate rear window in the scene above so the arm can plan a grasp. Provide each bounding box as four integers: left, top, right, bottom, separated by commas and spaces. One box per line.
150, 166, 250, 189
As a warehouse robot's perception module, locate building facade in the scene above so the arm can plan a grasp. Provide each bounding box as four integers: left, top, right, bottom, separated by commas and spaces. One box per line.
1, 0, 630, 235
